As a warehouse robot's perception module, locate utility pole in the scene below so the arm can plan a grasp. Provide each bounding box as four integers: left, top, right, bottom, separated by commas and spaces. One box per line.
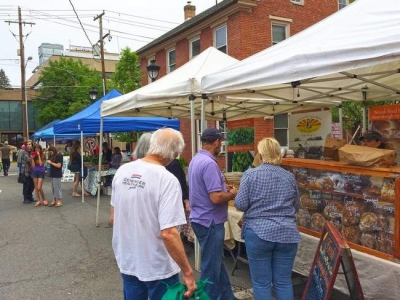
94, 11, 108, 96
5, 7, 35, 140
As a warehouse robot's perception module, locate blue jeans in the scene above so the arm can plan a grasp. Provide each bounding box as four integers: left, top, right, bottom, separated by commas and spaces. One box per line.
2, 158, 10, 173
191, 221, 234, 300
244, 227, 298, 300
121, 273, 179, 300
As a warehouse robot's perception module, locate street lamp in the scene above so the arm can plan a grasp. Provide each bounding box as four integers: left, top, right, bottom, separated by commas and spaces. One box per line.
23, 56, 33, 140
146, 59, 160, 82
89, 87, 98, 101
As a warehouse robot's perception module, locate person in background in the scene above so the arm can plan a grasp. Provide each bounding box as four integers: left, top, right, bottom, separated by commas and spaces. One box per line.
166, 157, 192, 244
20, 140, 35, 204
110, 147, 122, 169
17, 144, 26, 172
0, 141, 17, 176
188, 127, 238, 299
359, 130, 388, 149
47, 145, 64, 207
111, 128, 196, 299
109, 133, 152, 226
64, 140, 73, 154
70, 141, 89, 197
31, 144, 48, 207
234, 137, 300, 300
102, 142, 112, 163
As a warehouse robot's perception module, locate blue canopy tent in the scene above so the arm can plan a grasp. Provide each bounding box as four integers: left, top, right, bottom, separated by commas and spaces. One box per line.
32, 126, 95, 140
53, 89, 180, 225
53, 89, 179, 134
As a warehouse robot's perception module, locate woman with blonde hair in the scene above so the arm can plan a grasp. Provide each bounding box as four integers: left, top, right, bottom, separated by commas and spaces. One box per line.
31, 143, 48, 207
234, 137, 300, 300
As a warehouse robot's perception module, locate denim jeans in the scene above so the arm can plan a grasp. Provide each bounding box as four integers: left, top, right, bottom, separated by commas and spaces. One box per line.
2, 158, 10, 173
121, 273, 179, 300
244, 227, 298, 300
191, 221, 234, 300
23, 176, 34, 201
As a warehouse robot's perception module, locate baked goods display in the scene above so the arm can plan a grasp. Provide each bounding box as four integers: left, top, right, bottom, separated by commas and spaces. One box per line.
290, 166, 395, 255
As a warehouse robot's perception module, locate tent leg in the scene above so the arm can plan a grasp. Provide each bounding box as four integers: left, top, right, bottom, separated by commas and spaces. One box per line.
96, 117, 104, 227
80, 131, 84, 203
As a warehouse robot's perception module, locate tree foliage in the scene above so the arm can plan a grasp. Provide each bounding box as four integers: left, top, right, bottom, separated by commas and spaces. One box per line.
34, 57, 102, 126
109, 47, 141, 94
0, 69, 11, 88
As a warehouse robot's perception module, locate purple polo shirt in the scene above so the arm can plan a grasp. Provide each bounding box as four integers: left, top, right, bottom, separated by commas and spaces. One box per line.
188, 149, 228, 227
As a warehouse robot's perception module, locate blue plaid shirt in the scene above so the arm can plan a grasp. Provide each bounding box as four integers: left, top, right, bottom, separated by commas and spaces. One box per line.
235, 163, 301, 243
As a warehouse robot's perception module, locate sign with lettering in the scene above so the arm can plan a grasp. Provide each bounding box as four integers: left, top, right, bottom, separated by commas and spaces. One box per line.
302, 222, 364, 300
369, 104, 400, 121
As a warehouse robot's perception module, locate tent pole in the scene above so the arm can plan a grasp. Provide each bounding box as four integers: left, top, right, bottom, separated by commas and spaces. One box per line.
201, 95, 207, 133
80, 129, 84, 203
362, 106, 367, 132
338, 104, 343, 139
189, 95, 196, 158
96, 117, 104, 227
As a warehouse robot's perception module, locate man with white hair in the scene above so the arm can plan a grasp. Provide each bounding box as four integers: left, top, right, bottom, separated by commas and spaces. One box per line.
111, 128, 196, 299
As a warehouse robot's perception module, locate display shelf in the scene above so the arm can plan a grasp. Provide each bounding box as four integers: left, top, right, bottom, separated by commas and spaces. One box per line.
282, 158, 400, 261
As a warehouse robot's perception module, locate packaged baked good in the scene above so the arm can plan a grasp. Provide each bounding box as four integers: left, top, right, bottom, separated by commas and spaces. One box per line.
359, 212, 378, 233
360, 233, 377, 250
296, 209, 311, 228
323, 200, 343, 220
342, 203, 363, 226
380, 179, 395, 203
300, 193, 319, 210
310, 213, 326, 232
342, 225, 361, 244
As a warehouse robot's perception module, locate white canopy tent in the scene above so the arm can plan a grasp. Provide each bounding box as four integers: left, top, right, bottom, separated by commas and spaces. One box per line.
202, 0, 400, 124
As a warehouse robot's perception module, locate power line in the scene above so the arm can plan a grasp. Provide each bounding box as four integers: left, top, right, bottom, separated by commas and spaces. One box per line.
67, 0, 93, 49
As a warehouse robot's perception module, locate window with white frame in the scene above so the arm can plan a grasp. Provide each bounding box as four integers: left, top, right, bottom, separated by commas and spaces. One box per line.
167, 49, 176, 73
190, 38, 200, 59
272, 23, 289, 45
338, 0, 348, 10
274, 113, 288, 147
196, 120, 227, 154
214, 25, 227, 53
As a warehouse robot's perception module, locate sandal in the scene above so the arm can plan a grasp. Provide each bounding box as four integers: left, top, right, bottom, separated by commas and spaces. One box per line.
35, 202, 41, 207
84, 192, 90, 196
55, 202, 63, 207
49, 200, 56, 207
72, 193, 81, 197
43, 200, 49, 206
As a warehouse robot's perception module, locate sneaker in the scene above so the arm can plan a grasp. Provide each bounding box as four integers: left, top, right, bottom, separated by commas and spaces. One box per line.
23, 200, 31, 204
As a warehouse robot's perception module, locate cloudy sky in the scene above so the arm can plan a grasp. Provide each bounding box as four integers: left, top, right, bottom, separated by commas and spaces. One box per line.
0, 0, 220, 86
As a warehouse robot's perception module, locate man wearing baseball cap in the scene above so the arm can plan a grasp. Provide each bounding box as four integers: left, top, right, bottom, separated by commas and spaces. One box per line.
188, 127, 237, 299
359, 130, 388, 149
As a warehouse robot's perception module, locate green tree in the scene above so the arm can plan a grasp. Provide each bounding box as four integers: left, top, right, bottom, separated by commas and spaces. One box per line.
109, 47, 141, 94
34, 57, 102, 126
0, 69, 11, 88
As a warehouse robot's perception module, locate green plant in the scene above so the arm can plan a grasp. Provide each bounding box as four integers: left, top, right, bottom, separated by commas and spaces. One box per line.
232, 151, 253, 172
227, 128, 254, 146
178, 157, 188, 169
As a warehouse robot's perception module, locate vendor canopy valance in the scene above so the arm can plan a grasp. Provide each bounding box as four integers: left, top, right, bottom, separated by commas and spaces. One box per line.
54, 89, 180, 134
202, 0, 400, 108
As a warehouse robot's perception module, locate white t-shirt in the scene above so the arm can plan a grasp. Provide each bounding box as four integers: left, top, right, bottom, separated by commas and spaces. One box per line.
111, 159, 186, 281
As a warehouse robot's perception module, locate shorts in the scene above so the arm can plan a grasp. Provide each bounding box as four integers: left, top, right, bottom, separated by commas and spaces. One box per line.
31, 170, 45, 179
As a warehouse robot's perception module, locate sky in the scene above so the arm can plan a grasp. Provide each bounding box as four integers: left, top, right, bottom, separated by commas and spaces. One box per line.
0, 0, 220, 87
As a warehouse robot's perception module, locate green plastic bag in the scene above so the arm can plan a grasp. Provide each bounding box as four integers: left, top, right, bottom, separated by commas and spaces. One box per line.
161, 279, 213, 300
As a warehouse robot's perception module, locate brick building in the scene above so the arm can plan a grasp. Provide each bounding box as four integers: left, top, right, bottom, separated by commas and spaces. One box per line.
136, 0, 343, 168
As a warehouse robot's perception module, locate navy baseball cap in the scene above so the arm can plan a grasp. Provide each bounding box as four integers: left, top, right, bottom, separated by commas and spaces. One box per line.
201, 128, 225, 142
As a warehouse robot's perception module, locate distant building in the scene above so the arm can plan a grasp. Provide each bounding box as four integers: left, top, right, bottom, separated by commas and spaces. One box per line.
38, 43, 64, 66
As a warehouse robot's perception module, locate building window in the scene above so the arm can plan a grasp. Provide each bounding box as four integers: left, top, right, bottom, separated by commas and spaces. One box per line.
216, 120, 227, 154
272, 23, 289, 45
338, 0, 348, 9
167, 49, 176, 73
214, 25, 227, 53
190, 38, 200, 59
274, 113, 288, 147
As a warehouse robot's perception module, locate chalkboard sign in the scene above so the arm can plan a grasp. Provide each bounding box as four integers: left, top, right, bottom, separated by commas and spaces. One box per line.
302, 222, 364, 300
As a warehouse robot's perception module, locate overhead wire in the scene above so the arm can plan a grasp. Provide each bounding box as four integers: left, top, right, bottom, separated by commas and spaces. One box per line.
67, 0, 93, 49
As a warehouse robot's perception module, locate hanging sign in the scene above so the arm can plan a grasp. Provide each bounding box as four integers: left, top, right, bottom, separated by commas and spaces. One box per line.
84, 137, 97, 151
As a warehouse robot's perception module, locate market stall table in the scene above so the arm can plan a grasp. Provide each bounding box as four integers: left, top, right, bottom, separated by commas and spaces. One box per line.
84, 168, 118, 196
